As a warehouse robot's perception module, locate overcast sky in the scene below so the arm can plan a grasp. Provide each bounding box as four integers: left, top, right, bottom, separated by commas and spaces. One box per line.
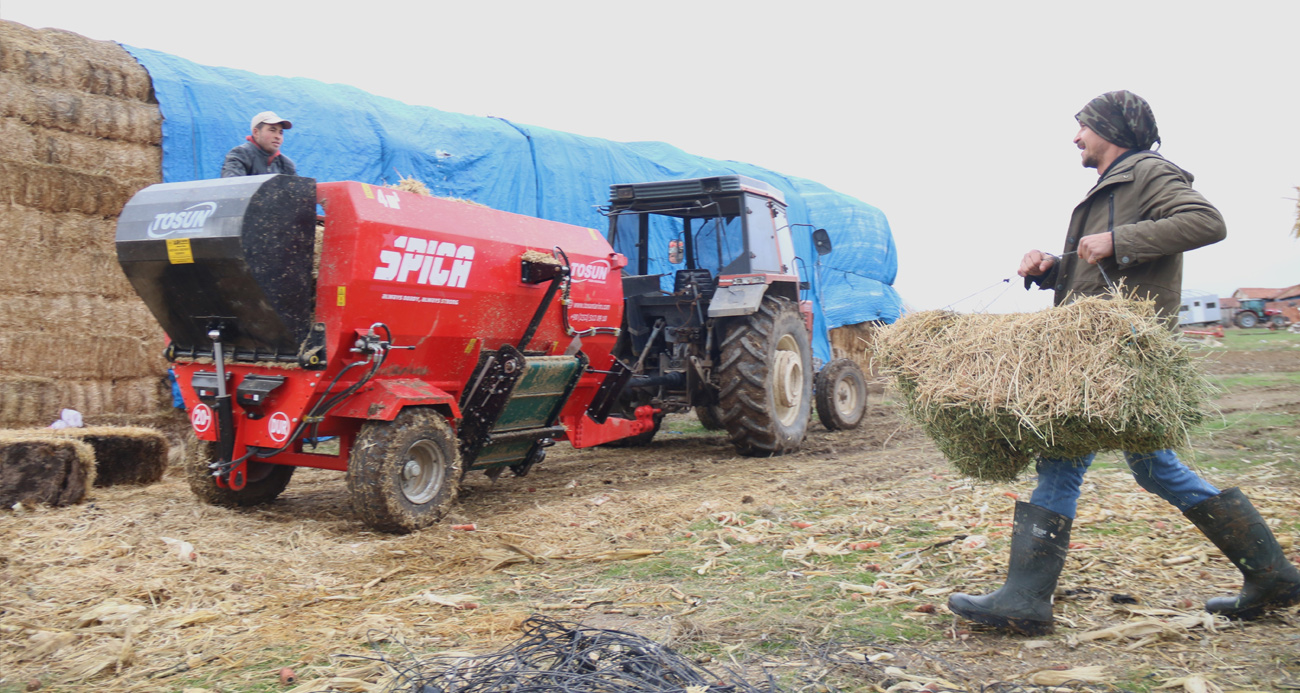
5, 0, 1298, 313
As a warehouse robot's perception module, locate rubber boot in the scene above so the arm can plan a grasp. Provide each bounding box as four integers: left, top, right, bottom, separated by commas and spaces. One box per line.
1183, 487, 1300, 620
947, 501, 1072, 635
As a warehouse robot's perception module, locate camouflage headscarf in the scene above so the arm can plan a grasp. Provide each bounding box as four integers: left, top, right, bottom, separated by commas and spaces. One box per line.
1075, 90, 1160, 151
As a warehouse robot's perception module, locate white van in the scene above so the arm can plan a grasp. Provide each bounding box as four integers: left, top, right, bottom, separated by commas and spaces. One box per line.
1178, 290, 1222, 326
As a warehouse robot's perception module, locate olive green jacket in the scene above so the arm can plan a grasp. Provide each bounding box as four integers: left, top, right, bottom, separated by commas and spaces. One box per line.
1036, 151, 1226, 322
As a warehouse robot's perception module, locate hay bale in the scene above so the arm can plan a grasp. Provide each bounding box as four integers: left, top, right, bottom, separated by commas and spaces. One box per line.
0, 20, 155, 101
0, 158, 150, 217
0, 203, 118, 253
0, 116, 161, 179
0, 72, 161, 144
0, 292, 162, 339
873, 294, 1213, 481
0, 206, 136, 299
829, 321, 878, 377
0, 375, 166, 427
0, 331, 165, 379
0, 435, 95, 507
2, 426, 168, 487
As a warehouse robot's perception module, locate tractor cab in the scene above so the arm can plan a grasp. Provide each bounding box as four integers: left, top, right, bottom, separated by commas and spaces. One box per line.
607, 175, 799, 291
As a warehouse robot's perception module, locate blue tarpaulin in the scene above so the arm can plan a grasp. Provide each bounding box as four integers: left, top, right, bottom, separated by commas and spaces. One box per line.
123, 45, 902, 361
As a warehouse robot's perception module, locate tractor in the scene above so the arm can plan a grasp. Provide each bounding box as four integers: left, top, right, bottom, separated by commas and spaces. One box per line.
115, 173, 869, 533
591, 175, 869, 456
1234, 298, 1289, 329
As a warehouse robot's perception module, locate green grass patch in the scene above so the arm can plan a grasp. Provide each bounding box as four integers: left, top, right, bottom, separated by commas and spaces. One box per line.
1209, 329, 1300, 351
1205, 371, 1300, 390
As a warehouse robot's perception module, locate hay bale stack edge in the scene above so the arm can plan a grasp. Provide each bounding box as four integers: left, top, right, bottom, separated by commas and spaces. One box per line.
0, 20, 168, 427
0, 436, 95, 507
874, 295, 1214, 481
1, 426, 169, 487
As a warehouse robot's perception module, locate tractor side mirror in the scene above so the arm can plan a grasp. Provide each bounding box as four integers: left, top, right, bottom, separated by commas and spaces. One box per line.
812, 228, 833, 255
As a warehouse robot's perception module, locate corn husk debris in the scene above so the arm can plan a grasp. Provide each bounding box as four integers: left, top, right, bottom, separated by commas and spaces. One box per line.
874, 294, 1213, 481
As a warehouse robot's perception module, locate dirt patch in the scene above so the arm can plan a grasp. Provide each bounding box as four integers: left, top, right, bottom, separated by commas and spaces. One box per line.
1197, 347, 1300, 374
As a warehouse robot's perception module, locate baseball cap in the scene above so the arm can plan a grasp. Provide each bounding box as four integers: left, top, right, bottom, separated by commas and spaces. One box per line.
251, 111, 292, 130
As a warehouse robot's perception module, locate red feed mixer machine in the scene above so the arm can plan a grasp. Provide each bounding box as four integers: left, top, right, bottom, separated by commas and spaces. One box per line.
116, 175, 656, 532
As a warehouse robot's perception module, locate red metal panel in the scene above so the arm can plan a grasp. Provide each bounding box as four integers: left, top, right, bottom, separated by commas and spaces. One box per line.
330, 378, 459, 421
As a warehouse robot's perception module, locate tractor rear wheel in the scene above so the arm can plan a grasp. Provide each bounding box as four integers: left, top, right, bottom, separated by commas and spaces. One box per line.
347, 408, 462, 533
695, 405, 725, 431
815, 358, 868, 430
1235, 311, 1259, 328
716, 296, 812, 456
186, 440, 295, 507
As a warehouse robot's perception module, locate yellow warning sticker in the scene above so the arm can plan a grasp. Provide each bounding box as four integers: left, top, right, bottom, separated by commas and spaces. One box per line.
588, 228, 600, 241
464, 338, 478, 353
336, 286, 347, 306
165, 238, 194, 264
361, 183, 374, 199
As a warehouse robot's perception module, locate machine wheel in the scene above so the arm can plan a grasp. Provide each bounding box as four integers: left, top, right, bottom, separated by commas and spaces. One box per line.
185, 440, 295, 507
695, 405, 725, 431
1271, 314, 1288, 328
1235, 311, 1258, 328
716, 295, 813, 457
814, 358, 868, 431
347, 408, 462, 534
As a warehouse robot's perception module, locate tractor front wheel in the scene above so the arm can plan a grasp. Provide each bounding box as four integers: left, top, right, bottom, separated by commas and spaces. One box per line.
815, 358, 868, 430
1271, 314, 1289, 328
186, 441, 295, 507
347, 408, 462, 533
716, 296, 812, 456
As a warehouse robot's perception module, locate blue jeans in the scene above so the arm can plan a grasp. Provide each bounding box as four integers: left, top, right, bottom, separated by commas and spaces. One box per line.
1029, 449, 1220, 519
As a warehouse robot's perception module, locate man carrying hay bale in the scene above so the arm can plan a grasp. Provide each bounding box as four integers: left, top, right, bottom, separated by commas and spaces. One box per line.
221, 111, 297, 177
947, 90, 1299, 634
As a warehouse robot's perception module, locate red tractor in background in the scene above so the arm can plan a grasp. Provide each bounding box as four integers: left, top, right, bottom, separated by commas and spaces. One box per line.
1234, 298, 1290, 329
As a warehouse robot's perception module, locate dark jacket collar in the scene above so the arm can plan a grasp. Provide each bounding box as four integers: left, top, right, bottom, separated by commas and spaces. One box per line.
1098, 148, 1146, 180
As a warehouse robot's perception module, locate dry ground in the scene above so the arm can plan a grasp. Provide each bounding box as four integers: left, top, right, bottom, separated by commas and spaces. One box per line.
2, 347, 1298, 692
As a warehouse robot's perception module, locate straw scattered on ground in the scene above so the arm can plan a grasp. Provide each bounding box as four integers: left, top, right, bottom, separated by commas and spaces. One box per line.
1, 346, 1297, 691
874, 294, 1215, 481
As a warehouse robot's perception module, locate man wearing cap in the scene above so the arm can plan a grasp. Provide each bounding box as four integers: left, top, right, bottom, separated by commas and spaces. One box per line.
221, 111, 297, 177
946, 90, 1299, 635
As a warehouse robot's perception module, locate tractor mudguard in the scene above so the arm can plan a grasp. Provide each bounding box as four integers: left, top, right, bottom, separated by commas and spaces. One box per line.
330, 379, 460, 421
708, 283, 767, 317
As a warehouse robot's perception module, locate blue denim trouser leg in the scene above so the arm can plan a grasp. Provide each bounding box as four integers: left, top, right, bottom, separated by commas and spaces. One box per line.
1122, 449, 1219, 511
1029, 454, 1094, 519
1030, 449, 1220, 518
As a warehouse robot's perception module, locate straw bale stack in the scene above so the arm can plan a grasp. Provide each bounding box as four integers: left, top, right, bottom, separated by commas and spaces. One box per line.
2, 426, 168, 487
0, 375, 165, 425
0, 20, 167, 427
0, 21, 154, 100
829, 321, 878, 376
874, 294, 1213, 481
0, 435, 95, 507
